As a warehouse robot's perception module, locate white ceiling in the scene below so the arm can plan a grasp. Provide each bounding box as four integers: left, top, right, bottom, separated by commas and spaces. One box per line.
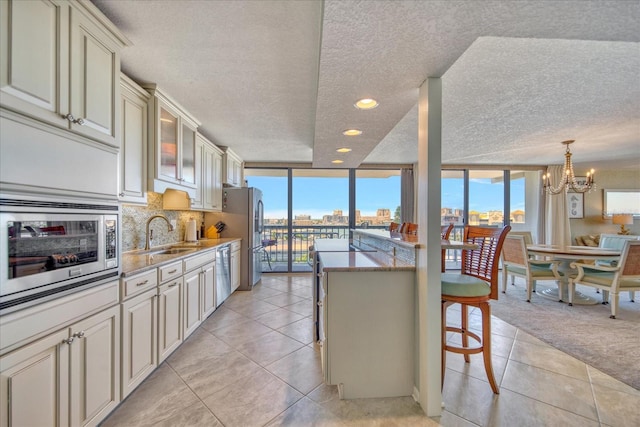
92, 0, 640, 170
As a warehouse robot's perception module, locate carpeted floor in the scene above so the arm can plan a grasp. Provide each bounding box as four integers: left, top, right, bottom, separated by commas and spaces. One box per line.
491, 278, 640, 390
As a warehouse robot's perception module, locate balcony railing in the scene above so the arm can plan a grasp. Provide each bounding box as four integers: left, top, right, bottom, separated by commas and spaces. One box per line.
259, 224, 466, 272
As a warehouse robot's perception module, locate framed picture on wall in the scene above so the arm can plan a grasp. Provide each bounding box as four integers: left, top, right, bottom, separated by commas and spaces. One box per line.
567, 192, 584, 219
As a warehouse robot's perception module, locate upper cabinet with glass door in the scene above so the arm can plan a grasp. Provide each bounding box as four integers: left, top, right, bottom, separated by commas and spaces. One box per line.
143, 84, 201, 198
0, 0, 130, 148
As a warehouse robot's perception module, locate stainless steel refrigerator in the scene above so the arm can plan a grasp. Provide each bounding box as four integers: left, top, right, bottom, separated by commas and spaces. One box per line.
205, 187, 263, 290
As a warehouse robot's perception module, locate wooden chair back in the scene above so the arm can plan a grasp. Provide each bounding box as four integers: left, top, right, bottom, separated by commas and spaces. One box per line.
404, 223, 418, 235
461, 225, 511, 300
389, 222, 400, 232
441, 223, 454, 240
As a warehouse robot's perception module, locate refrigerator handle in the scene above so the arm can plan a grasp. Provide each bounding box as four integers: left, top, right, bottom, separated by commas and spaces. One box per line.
257, 199, 264, 234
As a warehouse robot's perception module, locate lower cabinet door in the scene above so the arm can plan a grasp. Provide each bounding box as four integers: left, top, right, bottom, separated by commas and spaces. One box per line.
201, 262, 216, 319
230, 250, 240, 292
0, 328, 71, 427
68, 305, 120, 427
121, 289, 157, 399
183, 269, 202, 339
158, 277, 183, 363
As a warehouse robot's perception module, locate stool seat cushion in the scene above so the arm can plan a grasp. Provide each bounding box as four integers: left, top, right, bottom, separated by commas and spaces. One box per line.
442, 272, 491, 297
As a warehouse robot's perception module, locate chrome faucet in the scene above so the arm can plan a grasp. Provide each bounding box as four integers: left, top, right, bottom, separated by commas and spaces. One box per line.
145, 215, 174, 250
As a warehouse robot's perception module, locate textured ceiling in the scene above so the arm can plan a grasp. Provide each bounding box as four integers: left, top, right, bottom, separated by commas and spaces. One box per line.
92, 0, 640, 170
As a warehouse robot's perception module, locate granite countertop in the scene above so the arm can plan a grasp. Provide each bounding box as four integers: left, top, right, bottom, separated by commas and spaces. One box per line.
351, 229, 422, 249
121, 237, 241, 277
318, 250, 414, 272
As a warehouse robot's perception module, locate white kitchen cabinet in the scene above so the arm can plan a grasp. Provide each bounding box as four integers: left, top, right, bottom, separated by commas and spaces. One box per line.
120, 288, 157, 399
221, 147, 244, 187
193, 133, 224, 211
0, 0, 129, 147
0, 304, 120, 427
157, 276, 183, 363
0, 328, 70, 427
182, 250, 216, 338
201, 262, 217, 319
118, 74, 150, 204
144, 85, 201, 198
68, 305, 120, 427
230, 241, 241, 293
182, 269, 202, 339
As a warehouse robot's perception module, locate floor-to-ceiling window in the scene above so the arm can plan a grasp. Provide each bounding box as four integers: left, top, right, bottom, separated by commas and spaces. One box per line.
442, 167, 544, 269
468, 170, 506, 227
291, 169, 349, 272
245, 167, 402, 273
354, 169, 401, 229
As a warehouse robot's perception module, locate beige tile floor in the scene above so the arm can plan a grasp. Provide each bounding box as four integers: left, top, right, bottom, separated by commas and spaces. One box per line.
101, 274, 640, 427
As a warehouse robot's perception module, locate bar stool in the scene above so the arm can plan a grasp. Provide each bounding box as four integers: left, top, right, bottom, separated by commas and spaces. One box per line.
441, 225, 511, 394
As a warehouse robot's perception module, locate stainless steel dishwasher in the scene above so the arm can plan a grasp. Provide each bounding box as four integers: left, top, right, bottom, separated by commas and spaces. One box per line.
215, 244, 231, 307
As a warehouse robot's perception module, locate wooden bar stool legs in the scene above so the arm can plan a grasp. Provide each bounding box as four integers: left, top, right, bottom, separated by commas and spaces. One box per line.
442, 297, 499, 394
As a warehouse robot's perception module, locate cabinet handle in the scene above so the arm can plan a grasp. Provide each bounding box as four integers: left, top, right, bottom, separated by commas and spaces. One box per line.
136, 279, 149, 287
168, 269, 177, 274
119, 192, 125, 197
168, 281, 178, 288
73, 331, 85, 339
62, 113, 75, 122
73, 117, 85, 125
62, 337, 74, 345
317, 301, 323, 307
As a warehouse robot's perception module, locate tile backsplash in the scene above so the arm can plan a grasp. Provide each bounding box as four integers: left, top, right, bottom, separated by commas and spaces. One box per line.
121, 192, 204, 252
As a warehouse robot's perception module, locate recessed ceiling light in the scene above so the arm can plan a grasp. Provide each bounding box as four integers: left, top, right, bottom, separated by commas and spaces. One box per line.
355, 98, 378, 110
332, 160, 344, 164
336, 148, 352, 153
342, 129, 362, 136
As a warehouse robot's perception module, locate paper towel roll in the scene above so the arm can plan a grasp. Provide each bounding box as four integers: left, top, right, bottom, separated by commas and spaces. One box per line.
186, 219, 197, 242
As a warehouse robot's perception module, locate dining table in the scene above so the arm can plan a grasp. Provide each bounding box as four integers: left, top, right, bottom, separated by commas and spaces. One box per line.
526, 244, 621, 305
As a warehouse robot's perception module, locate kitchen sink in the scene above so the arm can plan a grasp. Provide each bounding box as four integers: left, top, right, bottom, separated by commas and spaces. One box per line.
141, 247, 196, 256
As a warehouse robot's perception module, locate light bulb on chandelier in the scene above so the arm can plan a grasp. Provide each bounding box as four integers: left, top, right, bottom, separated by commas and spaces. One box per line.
542, 140, 595, 195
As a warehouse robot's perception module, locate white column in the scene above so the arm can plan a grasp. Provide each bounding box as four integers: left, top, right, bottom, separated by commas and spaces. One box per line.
416, 78, 442, 415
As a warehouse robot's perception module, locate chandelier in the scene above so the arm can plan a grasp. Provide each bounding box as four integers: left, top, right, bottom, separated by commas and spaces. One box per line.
542, 140, 595, 195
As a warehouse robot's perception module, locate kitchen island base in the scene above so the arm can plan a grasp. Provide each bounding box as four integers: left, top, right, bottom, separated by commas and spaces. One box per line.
320, 268, 415, 399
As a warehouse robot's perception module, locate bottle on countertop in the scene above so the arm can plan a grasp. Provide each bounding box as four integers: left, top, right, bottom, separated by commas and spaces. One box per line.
200, 221, 205, 240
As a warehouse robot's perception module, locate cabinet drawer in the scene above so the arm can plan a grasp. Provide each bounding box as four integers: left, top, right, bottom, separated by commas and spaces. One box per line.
183, 250, 215, 272
121, 270, 158, 299
231, 240, 241, 252
159, 261, 183, 283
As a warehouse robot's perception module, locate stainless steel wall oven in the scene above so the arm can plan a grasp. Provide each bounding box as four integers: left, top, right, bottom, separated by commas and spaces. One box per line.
1, 198, 119, 314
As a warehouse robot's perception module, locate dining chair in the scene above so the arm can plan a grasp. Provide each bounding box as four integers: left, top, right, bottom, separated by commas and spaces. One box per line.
568, 240, 640, 318
440, 223, 454, 272
397, 222, 408, 233
441, 224, 511, 394
501, 233, 563, 302
389, 222, 400, 232
404, 222, 418, 235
